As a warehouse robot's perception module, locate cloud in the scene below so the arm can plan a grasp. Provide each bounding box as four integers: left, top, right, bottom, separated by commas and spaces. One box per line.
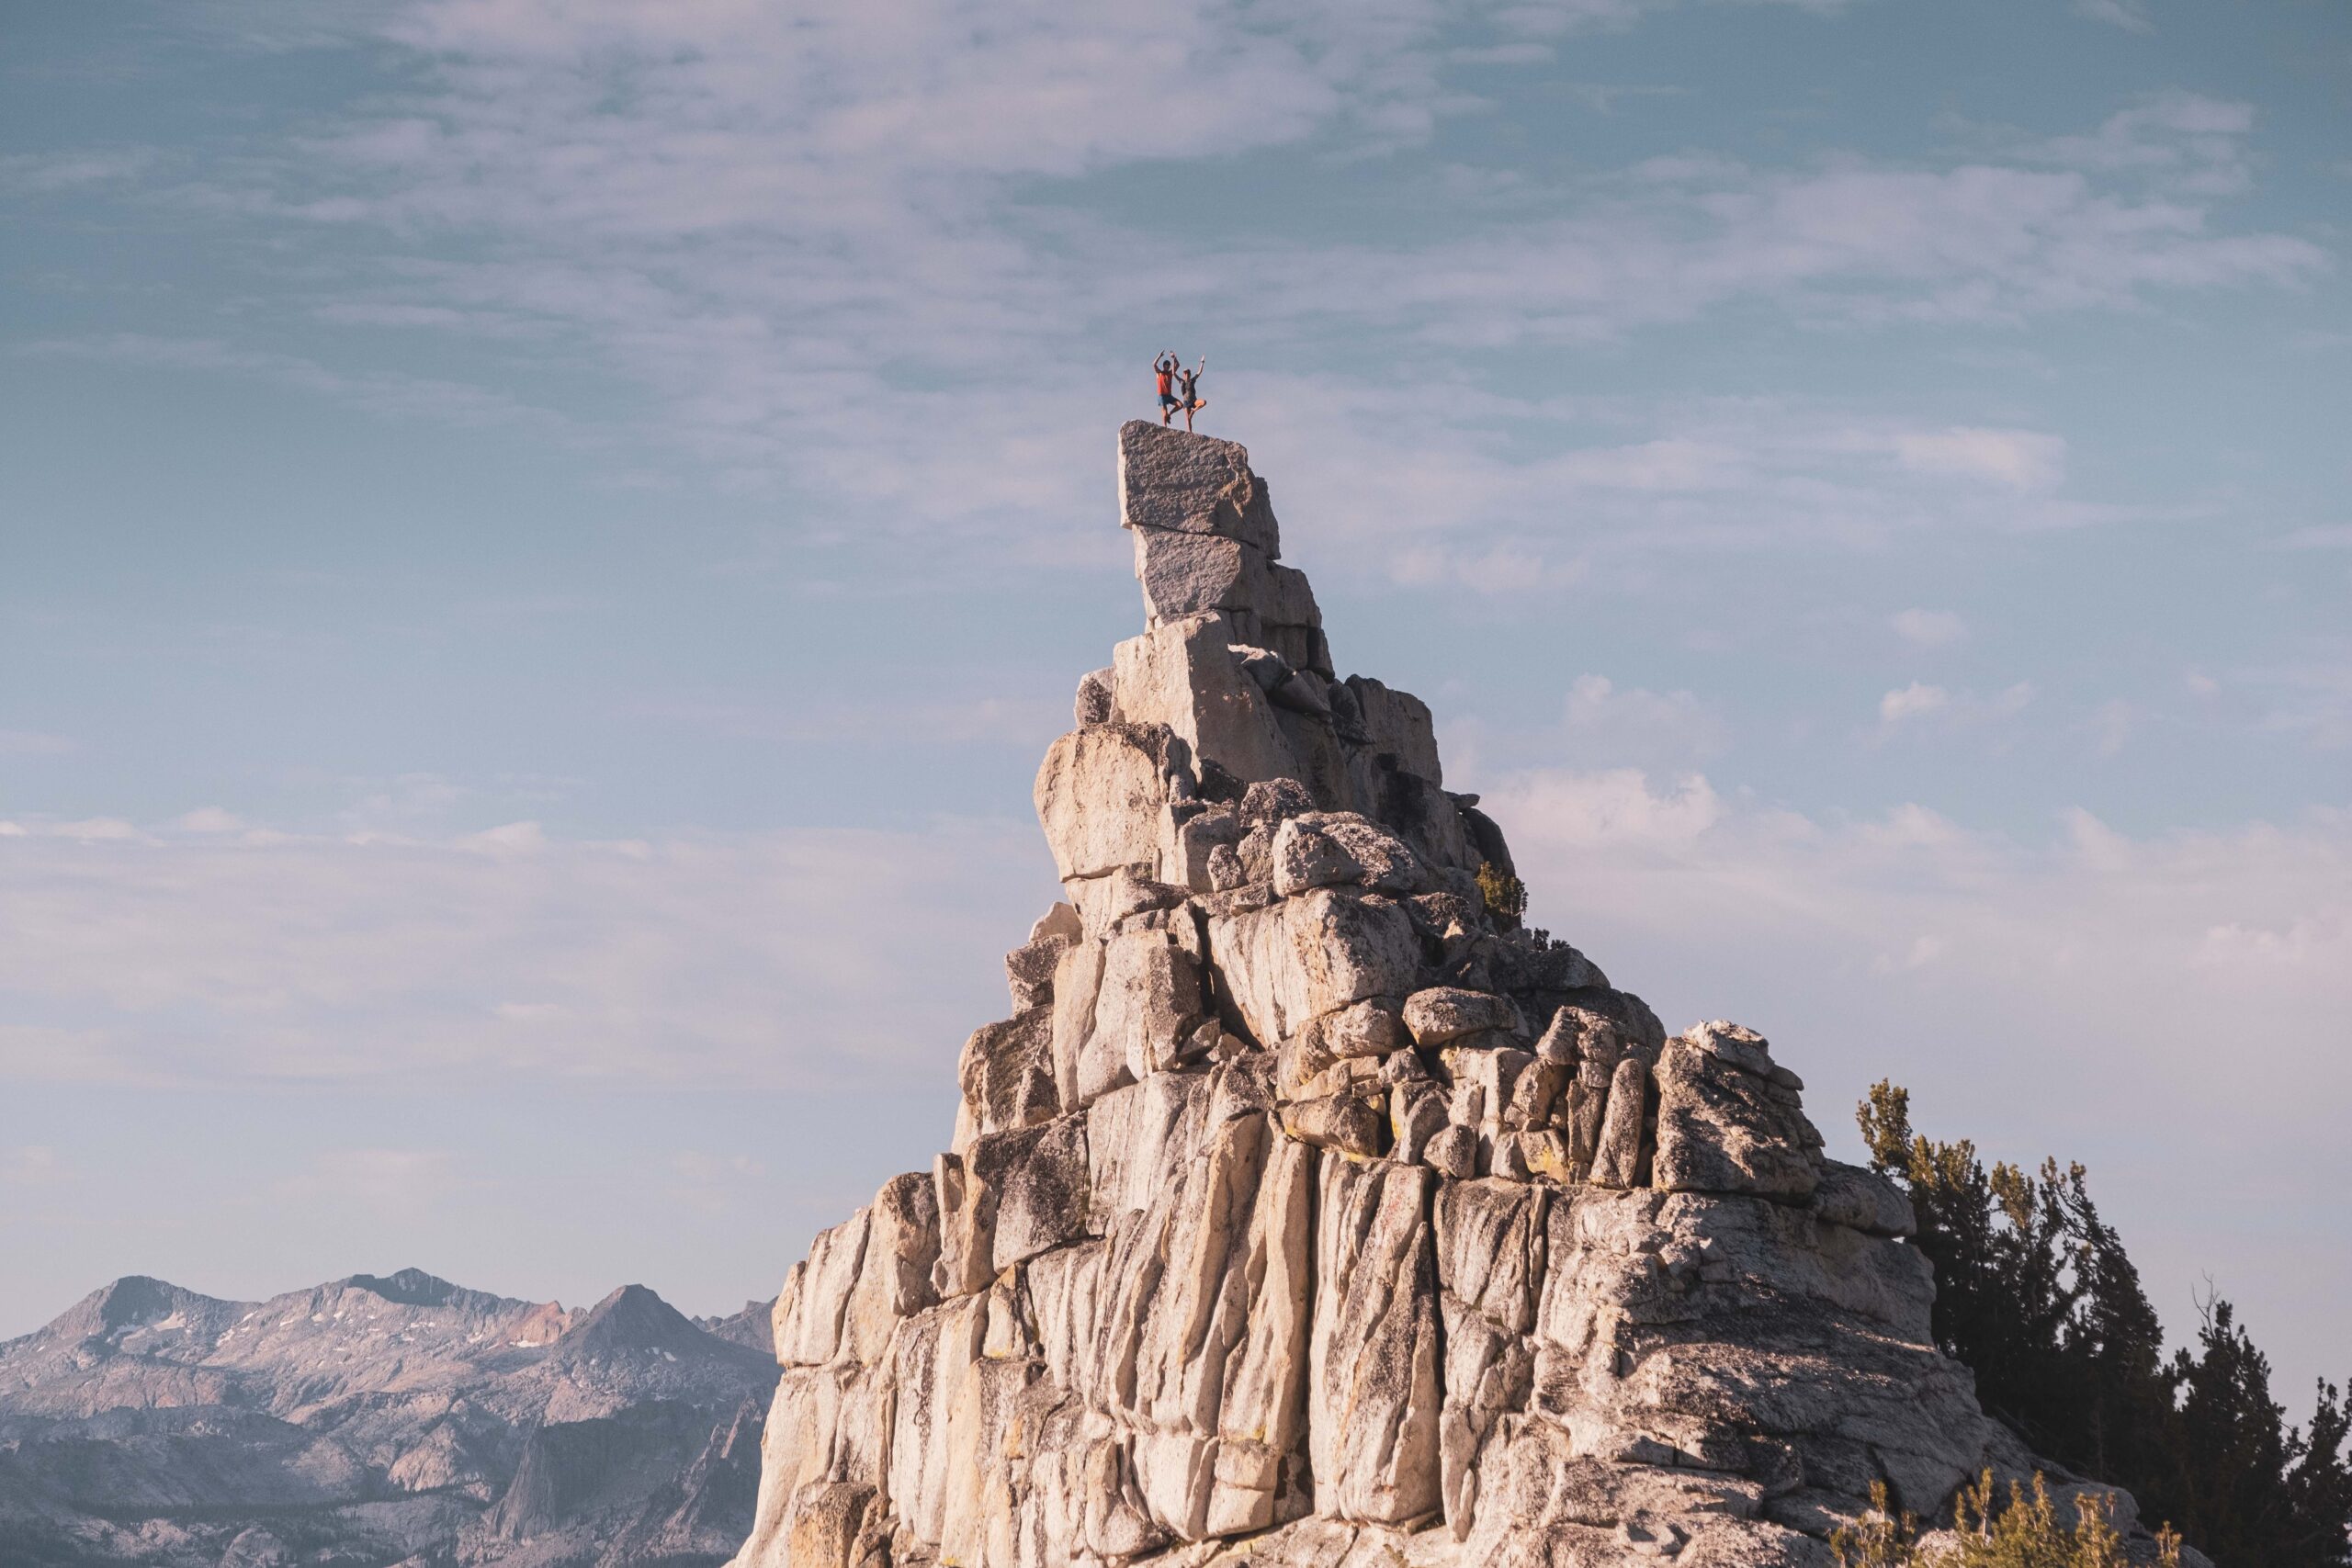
1972, 682, 2038, 721
176, 0, 390, 53
458, 820, 547, 854
2195, 908, 2352, 976
10, 11, 2311, 617
2251, 658, 2352, 750
0, 811, 1056, 1089
1559, 674, 1729, 765
45, 818, 148, 843
0, 729, 74, 757
17, 334, 571, 438
1217, 391, 2139, 594
1880, 682, 1950, 722
1878, 680, 2034, 729
29, 5, 2306, 548
1893, 427, 2065, 490
339, 773, 472, 832
2073, 0, 2153, 33
2030, 94, 2257, 194
1486, 766, 1728, 848
0, 149, 163, 193
1891, 608, 1967, 648
1184, 101, 2319, 348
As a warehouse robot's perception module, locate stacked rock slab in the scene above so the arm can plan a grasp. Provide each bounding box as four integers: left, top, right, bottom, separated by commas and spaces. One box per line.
731, 423, 2165, 1568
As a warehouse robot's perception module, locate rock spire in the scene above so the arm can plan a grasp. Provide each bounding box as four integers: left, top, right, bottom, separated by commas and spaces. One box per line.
729, 422, 2182, 1568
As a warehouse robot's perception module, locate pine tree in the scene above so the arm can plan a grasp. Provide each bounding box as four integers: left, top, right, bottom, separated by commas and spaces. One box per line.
1857, 1081, 2352, 1568
2165, 1297, 2352, 1567
2059, 1175, 2170, 1490
2282, 1381, 2352, 1568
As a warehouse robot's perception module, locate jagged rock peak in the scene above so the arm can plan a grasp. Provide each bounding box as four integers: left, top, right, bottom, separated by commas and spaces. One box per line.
564, 1282, 729, 1359
729, 426, 2197, 1568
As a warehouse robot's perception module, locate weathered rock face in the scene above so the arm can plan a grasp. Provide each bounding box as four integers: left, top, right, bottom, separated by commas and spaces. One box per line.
729, 422, 2168, 1568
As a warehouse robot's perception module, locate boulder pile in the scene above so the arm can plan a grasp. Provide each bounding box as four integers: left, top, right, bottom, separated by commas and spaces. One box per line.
730, 423, 2167, 1568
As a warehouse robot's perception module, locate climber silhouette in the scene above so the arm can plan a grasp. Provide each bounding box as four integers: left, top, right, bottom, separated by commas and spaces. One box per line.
1153, 351, 1181, 426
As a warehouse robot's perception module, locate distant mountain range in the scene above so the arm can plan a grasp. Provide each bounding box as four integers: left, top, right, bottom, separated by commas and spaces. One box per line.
0, 1269, 777, 1568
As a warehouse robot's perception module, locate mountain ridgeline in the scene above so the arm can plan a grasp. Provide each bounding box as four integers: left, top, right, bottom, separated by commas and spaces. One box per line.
0, 1268, 776, 1568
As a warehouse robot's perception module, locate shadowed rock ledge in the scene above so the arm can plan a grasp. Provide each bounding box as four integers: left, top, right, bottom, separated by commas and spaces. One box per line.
729, 423, 2191, 1568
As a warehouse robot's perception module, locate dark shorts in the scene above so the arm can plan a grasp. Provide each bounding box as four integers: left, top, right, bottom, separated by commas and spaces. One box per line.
1159, 392, 1180, 409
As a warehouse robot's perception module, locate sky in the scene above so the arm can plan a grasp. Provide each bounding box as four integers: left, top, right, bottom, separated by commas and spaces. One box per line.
2, 0, 2346, 1405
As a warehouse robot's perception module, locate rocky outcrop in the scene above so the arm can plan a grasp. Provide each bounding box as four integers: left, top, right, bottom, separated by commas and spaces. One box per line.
730, 423, 2187, 1568
0, 1269, 776, 1568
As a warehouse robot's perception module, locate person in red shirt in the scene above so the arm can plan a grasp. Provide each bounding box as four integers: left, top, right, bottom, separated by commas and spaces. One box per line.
1153, 351, 1181, 425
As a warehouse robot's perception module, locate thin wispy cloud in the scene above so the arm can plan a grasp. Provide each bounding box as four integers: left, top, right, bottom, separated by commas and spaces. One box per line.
0, 811, 1054, 1089
1892, 427, 2065, 490
18, 334, 572, 438
2074, 0, 2154, 35
27, 4, 2311, 549
1877, 680, 2035, 731
1231, 391, 2132, 591
0, 148, 164, 192
2253, 658, 2352, 751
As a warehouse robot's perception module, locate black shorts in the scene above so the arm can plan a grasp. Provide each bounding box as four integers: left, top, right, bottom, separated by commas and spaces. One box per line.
1159, 392, 1180, 409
